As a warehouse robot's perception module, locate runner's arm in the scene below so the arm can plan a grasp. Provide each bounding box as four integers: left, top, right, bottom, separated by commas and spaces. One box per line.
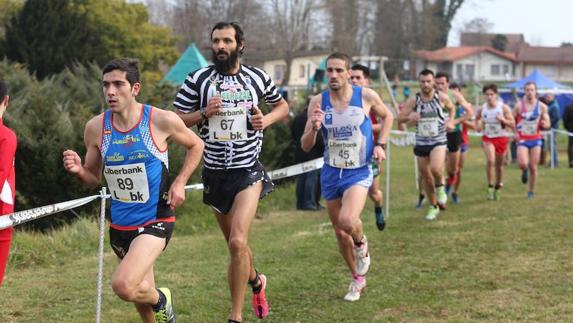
63, 116, 103, 189
301, 95, 322, 152
254, 98, 289, 130
365, 88, 393, 145
501, 105, 516, 129
452, 92, 474, 124
539, 103, 551, 130
397, 97, 416, 125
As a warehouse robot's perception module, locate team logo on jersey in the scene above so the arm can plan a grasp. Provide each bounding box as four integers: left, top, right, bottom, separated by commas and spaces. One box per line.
106, 152, 124, 162
104, 129, 112, 135
244, 75, 252, 86
129, 150, 149, 161
325, 112, 333, 125
112, 134, 140, 146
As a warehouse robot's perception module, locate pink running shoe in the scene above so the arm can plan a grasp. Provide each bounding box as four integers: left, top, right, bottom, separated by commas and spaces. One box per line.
252, 274, 269, 319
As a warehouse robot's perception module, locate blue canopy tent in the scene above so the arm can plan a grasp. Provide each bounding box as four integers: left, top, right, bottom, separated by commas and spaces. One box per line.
500, 69, 573, 116
163, 43, 209, 86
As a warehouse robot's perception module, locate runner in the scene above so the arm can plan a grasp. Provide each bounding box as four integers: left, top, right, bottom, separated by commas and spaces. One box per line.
174, 22, 288, 322
475, 84, 515, 200
398, 69, 455, 220
513, 81, 550, 199
0, 79, 17, 287
449, 82, 475, 204
63, 58, 204, 323
350, 64, 385, 230
435, 73, 473, 203
301, 52, 393, 301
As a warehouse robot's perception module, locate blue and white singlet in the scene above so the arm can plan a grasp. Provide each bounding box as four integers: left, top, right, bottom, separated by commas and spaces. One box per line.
101, 105, 173, 228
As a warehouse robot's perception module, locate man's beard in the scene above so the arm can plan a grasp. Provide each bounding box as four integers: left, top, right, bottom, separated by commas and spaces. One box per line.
213, 48, 240, 74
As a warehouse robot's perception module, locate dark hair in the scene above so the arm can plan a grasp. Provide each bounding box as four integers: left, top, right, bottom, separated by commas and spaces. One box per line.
435, 72, 450, 82
449, 82, 460, 90
327, 52, 352, 70
211, 21, 245, 54
419, 69, 435, 77
0, 79, 6, 100
524, 81, 537, 90
351, 64, 370, 78
102, 58, 140, 86
482, 83, 498, 94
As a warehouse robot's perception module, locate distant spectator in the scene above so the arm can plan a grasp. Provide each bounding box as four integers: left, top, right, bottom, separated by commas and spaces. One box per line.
563, 103, 573, 167
291, 106, 324, 210
403, 86, 411, 100
0, 79, 17, 286
545, 93, 561, 166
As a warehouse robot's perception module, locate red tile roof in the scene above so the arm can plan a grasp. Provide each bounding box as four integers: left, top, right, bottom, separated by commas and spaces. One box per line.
460, 33, 526, 53
414, 46, 516, 62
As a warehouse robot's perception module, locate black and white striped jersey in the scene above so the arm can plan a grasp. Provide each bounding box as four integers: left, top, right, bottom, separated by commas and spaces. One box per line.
414, 92, 447, 146
174, 65, 283, 169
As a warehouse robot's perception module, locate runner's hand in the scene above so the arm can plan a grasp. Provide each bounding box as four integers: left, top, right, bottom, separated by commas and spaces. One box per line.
62, 150, 82, 174
311, 103, 324, 130
373, 145, 386, 163
205, 96, 222, 118
408, 111, 420, 123
251, 106, 266, 130
167, 181, 186, 210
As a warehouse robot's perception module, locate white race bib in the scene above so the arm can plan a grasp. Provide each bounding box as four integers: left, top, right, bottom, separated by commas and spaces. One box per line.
521, 119, 538, 136
418, 117, 439, 137
104, 163, 149, 204
328, 138, 361, 169
485, 123, 503, 137
209, 106, 248, 141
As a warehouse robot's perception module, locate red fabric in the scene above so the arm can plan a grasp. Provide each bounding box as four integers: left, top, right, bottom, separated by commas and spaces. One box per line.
461, 124, 469, 145
482, 136, 509, 155
516, 100, 542, 141
369, 110, 380, 139
0, 118, 17, 286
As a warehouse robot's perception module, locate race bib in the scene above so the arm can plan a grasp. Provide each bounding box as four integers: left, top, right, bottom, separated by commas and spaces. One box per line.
328, 138, 361, 169
104, 163, 149, 203
485, 123, 503, 137
209, 106, 248, 141
521, 119, 538, 136
418, 117, 439, 137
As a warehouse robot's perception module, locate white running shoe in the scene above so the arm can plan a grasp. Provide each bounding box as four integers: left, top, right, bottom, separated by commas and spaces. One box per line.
344, 277, 366, 302
354, 235, 371, 276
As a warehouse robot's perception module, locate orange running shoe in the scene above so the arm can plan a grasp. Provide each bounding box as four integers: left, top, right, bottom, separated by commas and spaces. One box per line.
252, 273, 269, 319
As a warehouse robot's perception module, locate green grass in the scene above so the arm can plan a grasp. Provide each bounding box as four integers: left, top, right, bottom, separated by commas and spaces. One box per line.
1, 138, 573, 322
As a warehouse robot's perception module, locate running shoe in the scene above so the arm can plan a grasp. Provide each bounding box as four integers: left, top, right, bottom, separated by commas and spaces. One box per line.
521, 169, 529, 184
437, 186, 448, 205
344, 276, 366, 302
487, 187, 495, 200
252, 274, 269, 319
354, 236, 371, 276
494, 189, 501, 201
375, 207, 385, 231
527, 191, 534, 200
451, 193, 460, 204
155, 287, 176, 323
425, 205, 439, 220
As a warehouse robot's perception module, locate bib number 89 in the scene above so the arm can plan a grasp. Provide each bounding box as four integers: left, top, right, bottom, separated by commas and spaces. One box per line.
117, 178, 134, 190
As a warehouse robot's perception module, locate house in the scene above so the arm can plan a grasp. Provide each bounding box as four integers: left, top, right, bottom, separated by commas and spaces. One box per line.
260, 50, 330, 87
413, 46, 517, 83
516, 45, 573, 82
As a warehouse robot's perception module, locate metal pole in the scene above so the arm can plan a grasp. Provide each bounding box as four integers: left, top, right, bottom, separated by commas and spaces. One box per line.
96, 187, 107, 323
385, 137, 391, 219
550, 129, 555, 169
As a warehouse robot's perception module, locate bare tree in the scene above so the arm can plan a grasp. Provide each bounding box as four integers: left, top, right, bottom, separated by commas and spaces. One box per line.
461, 17, 493, 34
267, 0, 320, 86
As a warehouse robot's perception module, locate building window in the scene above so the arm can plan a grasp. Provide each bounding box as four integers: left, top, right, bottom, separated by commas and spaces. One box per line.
502, 64, 509, 75
299, 65, 305, 79
491, 64, 500, 76
465, 64, 475, 81
274, 64, 286, 84
456, 64, 463, 81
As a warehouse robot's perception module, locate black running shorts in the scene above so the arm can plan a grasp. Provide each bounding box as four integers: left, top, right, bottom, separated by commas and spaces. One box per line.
414, 142, 447, 157
109, 221, 174, 259
202, 161, 274, 215
446, 131, 463, 153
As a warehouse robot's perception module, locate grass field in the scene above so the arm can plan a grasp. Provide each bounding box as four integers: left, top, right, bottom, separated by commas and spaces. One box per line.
1, 136, 572, 322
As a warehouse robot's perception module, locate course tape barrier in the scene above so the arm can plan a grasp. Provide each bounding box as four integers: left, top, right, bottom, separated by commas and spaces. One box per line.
0, 195, 101, 230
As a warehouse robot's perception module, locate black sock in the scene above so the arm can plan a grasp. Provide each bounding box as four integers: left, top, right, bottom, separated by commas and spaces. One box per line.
495, 184, 502, 190
488, 184, 494, 188
228, 320, 242, 323
152, 288, 166, 311
419, 194, 425, 201
375, 206, 382, 214
249, 271, 262, 293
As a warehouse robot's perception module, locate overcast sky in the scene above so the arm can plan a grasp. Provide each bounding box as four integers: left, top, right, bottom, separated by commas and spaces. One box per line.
449, 0, 570, 47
